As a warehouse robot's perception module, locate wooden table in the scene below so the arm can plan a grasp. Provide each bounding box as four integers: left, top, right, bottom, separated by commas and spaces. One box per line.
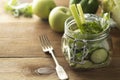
0, 0, 120, 80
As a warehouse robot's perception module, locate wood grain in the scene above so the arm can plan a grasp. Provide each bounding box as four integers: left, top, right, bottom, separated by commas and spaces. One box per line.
0, 58, 68, 80
0, 0, 120, 80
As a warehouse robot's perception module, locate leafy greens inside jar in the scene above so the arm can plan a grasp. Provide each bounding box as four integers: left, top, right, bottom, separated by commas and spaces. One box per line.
61, 4, 112, 69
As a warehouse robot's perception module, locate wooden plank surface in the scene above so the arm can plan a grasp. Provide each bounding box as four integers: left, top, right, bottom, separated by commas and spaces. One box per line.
0, 18, 63, 57
0, 0, 120, 80
0, 58, 68, 80
0, 57, 119, 80
0, 0, 66, 57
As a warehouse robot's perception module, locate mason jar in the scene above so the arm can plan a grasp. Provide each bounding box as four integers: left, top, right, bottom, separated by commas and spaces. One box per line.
61, 14, 112, 69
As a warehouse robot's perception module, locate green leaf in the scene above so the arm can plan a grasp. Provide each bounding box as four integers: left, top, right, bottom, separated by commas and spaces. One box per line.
4, 0, 32, 17
101, 13, 110, 30
82, 21, 103, 34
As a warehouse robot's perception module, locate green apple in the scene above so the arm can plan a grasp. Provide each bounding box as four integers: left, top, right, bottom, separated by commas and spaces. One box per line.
32, 0, 56, 19
49, 6, 71, 32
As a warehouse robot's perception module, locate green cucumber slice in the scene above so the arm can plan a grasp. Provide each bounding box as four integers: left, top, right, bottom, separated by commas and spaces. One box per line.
90, 48, 108, 64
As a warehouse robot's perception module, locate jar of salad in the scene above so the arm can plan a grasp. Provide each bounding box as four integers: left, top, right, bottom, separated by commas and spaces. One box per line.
61, 14, 112, 69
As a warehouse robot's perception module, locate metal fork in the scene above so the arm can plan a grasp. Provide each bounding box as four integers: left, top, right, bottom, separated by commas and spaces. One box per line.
39, 35, 68, 80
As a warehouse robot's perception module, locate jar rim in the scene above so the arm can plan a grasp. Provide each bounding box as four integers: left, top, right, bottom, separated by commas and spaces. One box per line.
64, 14, 110, 41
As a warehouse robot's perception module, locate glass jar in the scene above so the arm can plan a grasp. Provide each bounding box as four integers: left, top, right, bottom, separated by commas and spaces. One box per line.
61, 14, 112, 69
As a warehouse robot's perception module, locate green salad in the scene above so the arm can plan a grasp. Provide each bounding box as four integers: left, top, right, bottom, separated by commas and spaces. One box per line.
62, 4, 111, 69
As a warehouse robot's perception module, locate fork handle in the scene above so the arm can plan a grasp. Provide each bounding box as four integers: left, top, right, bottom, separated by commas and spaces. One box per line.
56, 65, 68, 80
49, 50, 59, 66
49, 50, 68, 80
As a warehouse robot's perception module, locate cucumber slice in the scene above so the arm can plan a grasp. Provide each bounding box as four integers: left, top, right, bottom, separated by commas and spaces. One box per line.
90, 48, 108, 64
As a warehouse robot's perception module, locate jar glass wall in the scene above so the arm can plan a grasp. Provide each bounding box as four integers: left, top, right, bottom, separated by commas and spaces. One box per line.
61, 14, 113, 69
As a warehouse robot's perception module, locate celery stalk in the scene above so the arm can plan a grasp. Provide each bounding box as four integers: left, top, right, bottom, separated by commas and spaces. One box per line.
70, 4, 83, 33
70, 4, 86, 33
77, 4, 85, 24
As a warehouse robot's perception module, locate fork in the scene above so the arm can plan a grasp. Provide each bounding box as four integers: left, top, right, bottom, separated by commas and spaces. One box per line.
39, 35, 68, 80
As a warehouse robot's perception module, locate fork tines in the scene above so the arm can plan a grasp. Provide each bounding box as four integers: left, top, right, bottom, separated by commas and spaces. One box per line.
39, 35, 53, 52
